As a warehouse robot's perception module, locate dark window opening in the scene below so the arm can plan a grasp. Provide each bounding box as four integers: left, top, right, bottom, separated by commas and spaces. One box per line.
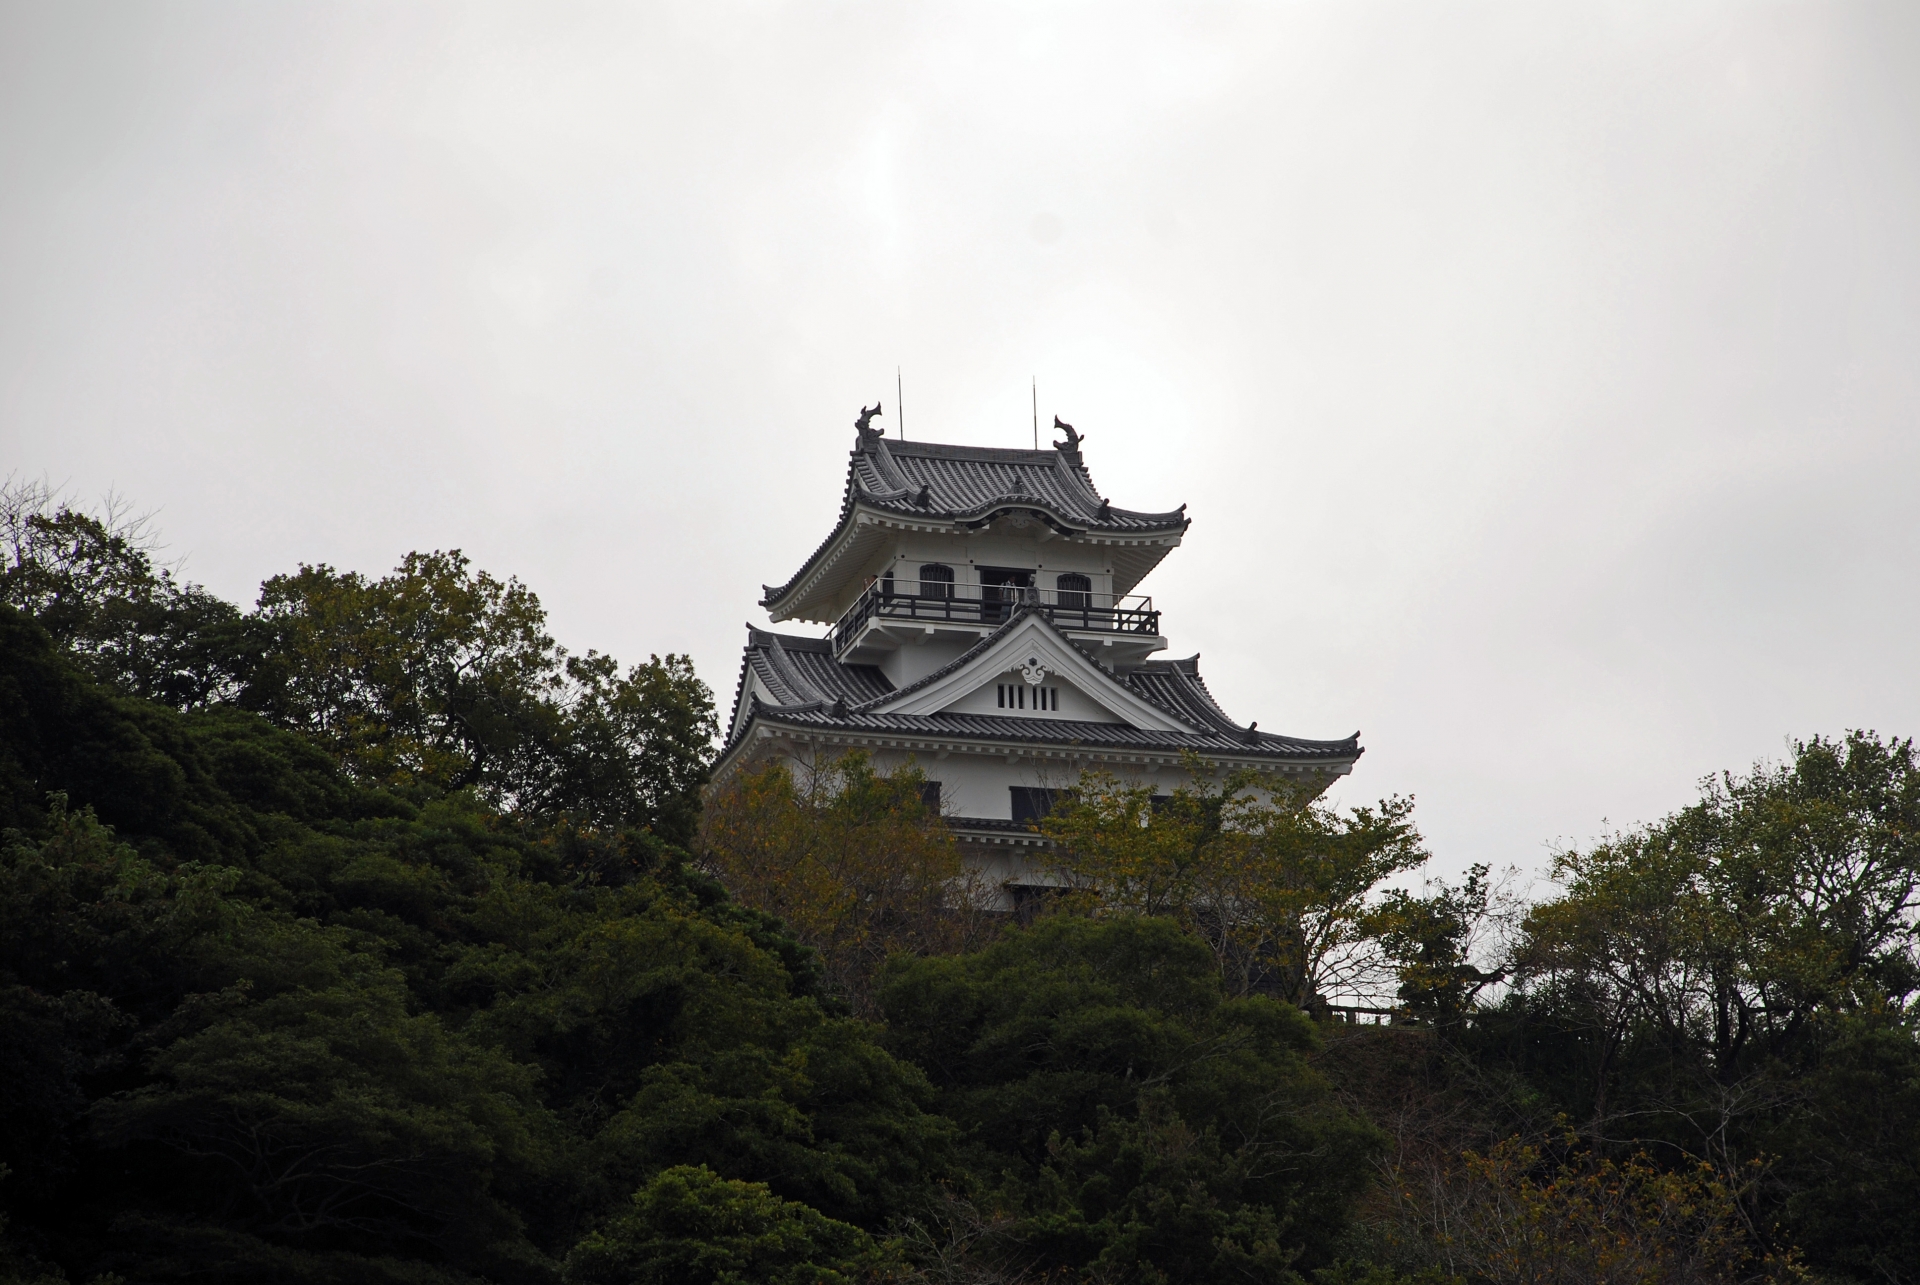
1056, 572, 1092, 610
1006, 883, 1065, 924
918, 781, 942, 811
919, 563, 954, 599
998, 683, 1059, 712
979, 566, 1034, 589
979, 566, 1033, 621
1011, 786, 1062, 824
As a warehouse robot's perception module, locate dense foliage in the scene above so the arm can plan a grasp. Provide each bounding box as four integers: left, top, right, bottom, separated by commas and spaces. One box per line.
879, 915, 1378, 1282
0, 484, 716, 843
0, 603, 945, 1281
700, 753, 995, 1014
1039, 765, 1427, 1003
2, 485, 1917, 1285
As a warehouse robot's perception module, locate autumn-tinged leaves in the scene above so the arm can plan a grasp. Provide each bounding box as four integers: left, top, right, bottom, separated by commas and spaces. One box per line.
699, 753, 991, 1013
1038, 762, 1429, 1006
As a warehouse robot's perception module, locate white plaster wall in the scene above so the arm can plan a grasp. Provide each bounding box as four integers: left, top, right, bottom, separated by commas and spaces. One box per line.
966, 848, 1036, 895
824, 746, 1190, 819
942, 671, 1127, 723
766, 745, 1070, 819
738, 733, 1318, 815
731, 739, 1349, 906
875, 531, 1117, 602
877, 637, 971, 687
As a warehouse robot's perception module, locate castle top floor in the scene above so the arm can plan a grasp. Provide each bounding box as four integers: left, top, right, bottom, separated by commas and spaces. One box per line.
760, 415, 1190, 676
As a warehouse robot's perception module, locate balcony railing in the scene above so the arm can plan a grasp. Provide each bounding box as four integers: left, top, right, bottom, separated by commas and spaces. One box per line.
829, 578, 1159, 657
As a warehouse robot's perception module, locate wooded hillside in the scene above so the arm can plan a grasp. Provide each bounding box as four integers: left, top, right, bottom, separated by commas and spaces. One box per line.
1, 488, 1914, 1285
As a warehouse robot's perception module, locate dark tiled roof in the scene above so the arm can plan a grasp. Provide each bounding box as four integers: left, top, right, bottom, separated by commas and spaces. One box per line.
725, 623, 1362, 764
740, 626, 892, 708
739, 705, 1361, 761
857, 439, 1185, 531
1127, 657, 1246, 736
762, 434, 1189, 611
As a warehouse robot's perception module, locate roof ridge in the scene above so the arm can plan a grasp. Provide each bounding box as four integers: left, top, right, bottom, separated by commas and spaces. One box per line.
725, 639, 757, 745
1177, 669, 1240, 728
1127, 665, 1234, 732
729, 627, 899, 744
884, 440, 1062, 462
1050, 448, 1108, 509
761, 633, 830, 705
867, 436, 917, 492
746, 624, 835, 653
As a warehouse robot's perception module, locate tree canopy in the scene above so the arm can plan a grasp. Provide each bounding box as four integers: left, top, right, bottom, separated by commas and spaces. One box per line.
0, 484, 716, 844
0, 601, 939, 1281
879, 914, 1380, 1283
2, 483, 1917, 1285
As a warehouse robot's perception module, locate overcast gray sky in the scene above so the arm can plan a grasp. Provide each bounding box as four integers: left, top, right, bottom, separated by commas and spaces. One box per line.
4, 1, 1917, 880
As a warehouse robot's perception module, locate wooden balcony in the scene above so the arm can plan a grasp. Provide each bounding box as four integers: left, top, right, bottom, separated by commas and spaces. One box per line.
829, 578, 1160, 660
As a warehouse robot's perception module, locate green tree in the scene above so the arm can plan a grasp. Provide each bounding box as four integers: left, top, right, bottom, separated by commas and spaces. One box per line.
700, 752, 987, 1013
3, 486, 720, 839
517, 650, 717, 846
879, 915, 1380, 1283
1370, 865, 1507, 1023
0, 609, 938, 1282
250, 551, 565, 792
1497, 732, 1920, 1276
0, 479, 263, 709
1041, 763, 1427, 1004
1760, 1013, 1920, 1283
562, 1165, 896, 1285
249, 551, 716, 836
1514, 732, 1920, 1136
1387, 1131, 1799, 1285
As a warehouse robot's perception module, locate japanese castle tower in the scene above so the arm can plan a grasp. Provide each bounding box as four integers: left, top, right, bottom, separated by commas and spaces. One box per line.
718, 408, 1363, 904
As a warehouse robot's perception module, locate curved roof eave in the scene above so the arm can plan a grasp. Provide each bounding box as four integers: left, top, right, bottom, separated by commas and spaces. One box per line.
760, 496, 1190, 618
713, 704, 1364, 783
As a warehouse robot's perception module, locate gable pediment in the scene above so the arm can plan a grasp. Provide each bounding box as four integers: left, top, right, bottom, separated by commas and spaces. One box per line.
871, 612, 1197, 732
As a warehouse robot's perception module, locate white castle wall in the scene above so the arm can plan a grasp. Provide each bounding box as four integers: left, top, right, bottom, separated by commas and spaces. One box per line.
880, 530, 1115, 599
774, 743, 1193, 821
877, 638, 973, 687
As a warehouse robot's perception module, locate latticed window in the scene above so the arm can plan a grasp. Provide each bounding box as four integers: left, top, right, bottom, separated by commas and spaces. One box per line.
1056, 572, 1091, 609
919, 563, 954, 599
998, 683, 1060, 711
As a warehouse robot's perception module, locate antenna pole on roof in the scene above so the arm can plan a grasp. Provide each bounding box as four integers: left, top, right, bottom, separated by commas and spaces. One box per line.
1032, 377, 1038, 450
897, 366, 904, 440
